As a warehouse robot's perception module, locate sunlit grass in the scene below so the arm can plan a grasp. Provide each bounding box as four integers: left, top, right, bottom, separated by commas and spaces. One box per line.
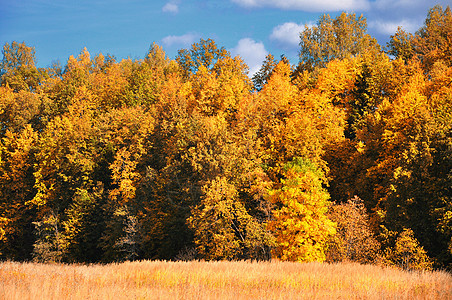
0, 260, 450, 299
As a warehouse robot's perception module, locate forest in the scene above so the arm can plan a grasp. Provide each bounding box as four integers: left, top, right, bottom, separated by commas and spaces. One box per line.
0, 5, 451, 270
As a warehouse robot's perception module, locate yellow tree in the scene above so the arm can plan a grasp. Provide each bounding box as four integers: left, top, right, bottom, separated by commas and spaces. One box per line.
0, 124, 38, 259
383, 228, 432, 271
122, 43, 179, 107
1, 41, 43, 92
188, 176, 274, 260
326, 196, 380, 263
267, 158, 335, 262
94, 106, 154, 261
411, 5, 452, 70
0, 83, 51, 138
50, 48, 95, 114
298, 12, 379, 73
250, 59, 345, 180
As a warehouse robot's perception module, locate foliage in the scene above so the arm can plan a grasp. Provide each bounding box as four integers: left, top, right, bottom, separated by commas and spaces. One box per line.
0, 5, 451, 269
32, 211, 66, 263
298, 12, 379, 72
326, 196, 380, 263
252, 53, 278, 91
1, 41, 43, 92
383, 228, 433, 271
188, 176, 274, 260
176, 38, 230, 77
267, 158, 335, 262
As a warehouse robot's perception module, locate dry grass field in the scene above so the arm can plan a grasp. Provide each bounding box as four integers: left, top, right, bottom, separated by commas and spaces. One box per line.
0, 260, 451, 299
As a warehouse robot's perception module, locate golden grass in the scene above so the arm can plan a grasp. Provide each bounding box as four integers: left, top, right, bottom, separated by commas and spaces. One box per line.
0, 260, 450, 299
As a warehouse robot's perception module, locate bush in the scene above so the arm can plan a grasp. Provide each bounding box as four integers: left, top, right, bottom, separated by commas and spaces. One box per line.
326, 196, 380, 263
383, 228, 432, 271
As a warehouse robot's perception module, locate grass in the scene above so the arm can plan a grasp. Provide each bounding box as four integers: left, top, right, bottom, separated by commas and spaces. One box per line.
0, 260, 451, 299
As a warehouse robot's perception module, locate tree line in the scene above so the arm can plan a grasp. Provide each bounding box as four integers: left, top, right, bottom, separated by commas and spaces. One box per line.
0, 5, 451, 270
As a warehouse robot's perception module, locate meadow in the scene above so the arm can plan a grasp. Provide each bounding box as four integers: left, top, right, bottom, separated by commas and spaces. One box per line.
0, 260, 450, 299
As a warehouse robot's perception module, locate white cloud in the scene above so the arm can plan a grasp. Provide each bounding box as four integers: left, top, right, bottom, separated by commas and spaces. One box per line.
270, 22, 306, 48
161, 33, 198, 47
372, 0, 424, 11
365, 0, 449, 37
230, 0, 370, 12
368, 19, 420, 36
230, 38, 268, 76
162, 2, 179, 14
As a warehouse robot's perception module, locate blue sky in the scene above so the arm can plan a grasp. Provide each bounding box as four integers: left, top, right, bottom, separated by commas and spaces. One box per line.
1, 0, 450, 75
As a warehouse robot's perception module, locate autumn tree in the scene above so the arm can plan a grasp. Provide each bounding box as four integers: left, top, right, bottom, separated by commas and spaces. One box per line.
298, 12, 379, 73
0, 86, 51, 137
0, 41, 43, 92
383, 228, 432, 271
121, 43, 179, 107
386, 5, 452, 70
267, 158, 335, 262
188, 176, 274, 260
326, 196, 380, 263
411, 5, 452, 70
144, 41, 274, 260
32, 210, 66, 262
50, 48, 95, 114
176, 38, 229, 77
0, 125, 38, 260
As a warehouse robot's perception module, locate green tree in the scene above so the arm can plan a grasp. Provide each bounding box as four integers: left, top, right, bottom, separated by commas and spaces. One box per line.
252, 54, 278, 91
386, 27, 414, 61
62, 186, 105, 262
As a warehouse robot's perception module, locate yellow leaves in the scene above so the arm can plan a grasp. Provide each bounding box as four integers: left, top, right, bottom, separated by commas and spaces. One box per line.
260, 61, 296, 108
109, 148, 139, 204
383, 228, 432, 271
1, 125, 37, 200
93, 61, 128, 109
190, 65, 220, 115
316, 57, 358, 104
0, 217, 9, 245
65, 48, 91, 73
267, 158, 335, 262
189, 176, 273, 260
186, 55, 250, 117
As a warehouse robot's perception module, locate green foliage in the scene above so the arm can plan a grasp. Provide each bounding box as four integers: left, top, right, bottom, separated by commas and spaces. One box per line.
252, 54, 278, 91
63, 187, 105, 262
386, 27, 414, 61
176, 38, 230, 77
